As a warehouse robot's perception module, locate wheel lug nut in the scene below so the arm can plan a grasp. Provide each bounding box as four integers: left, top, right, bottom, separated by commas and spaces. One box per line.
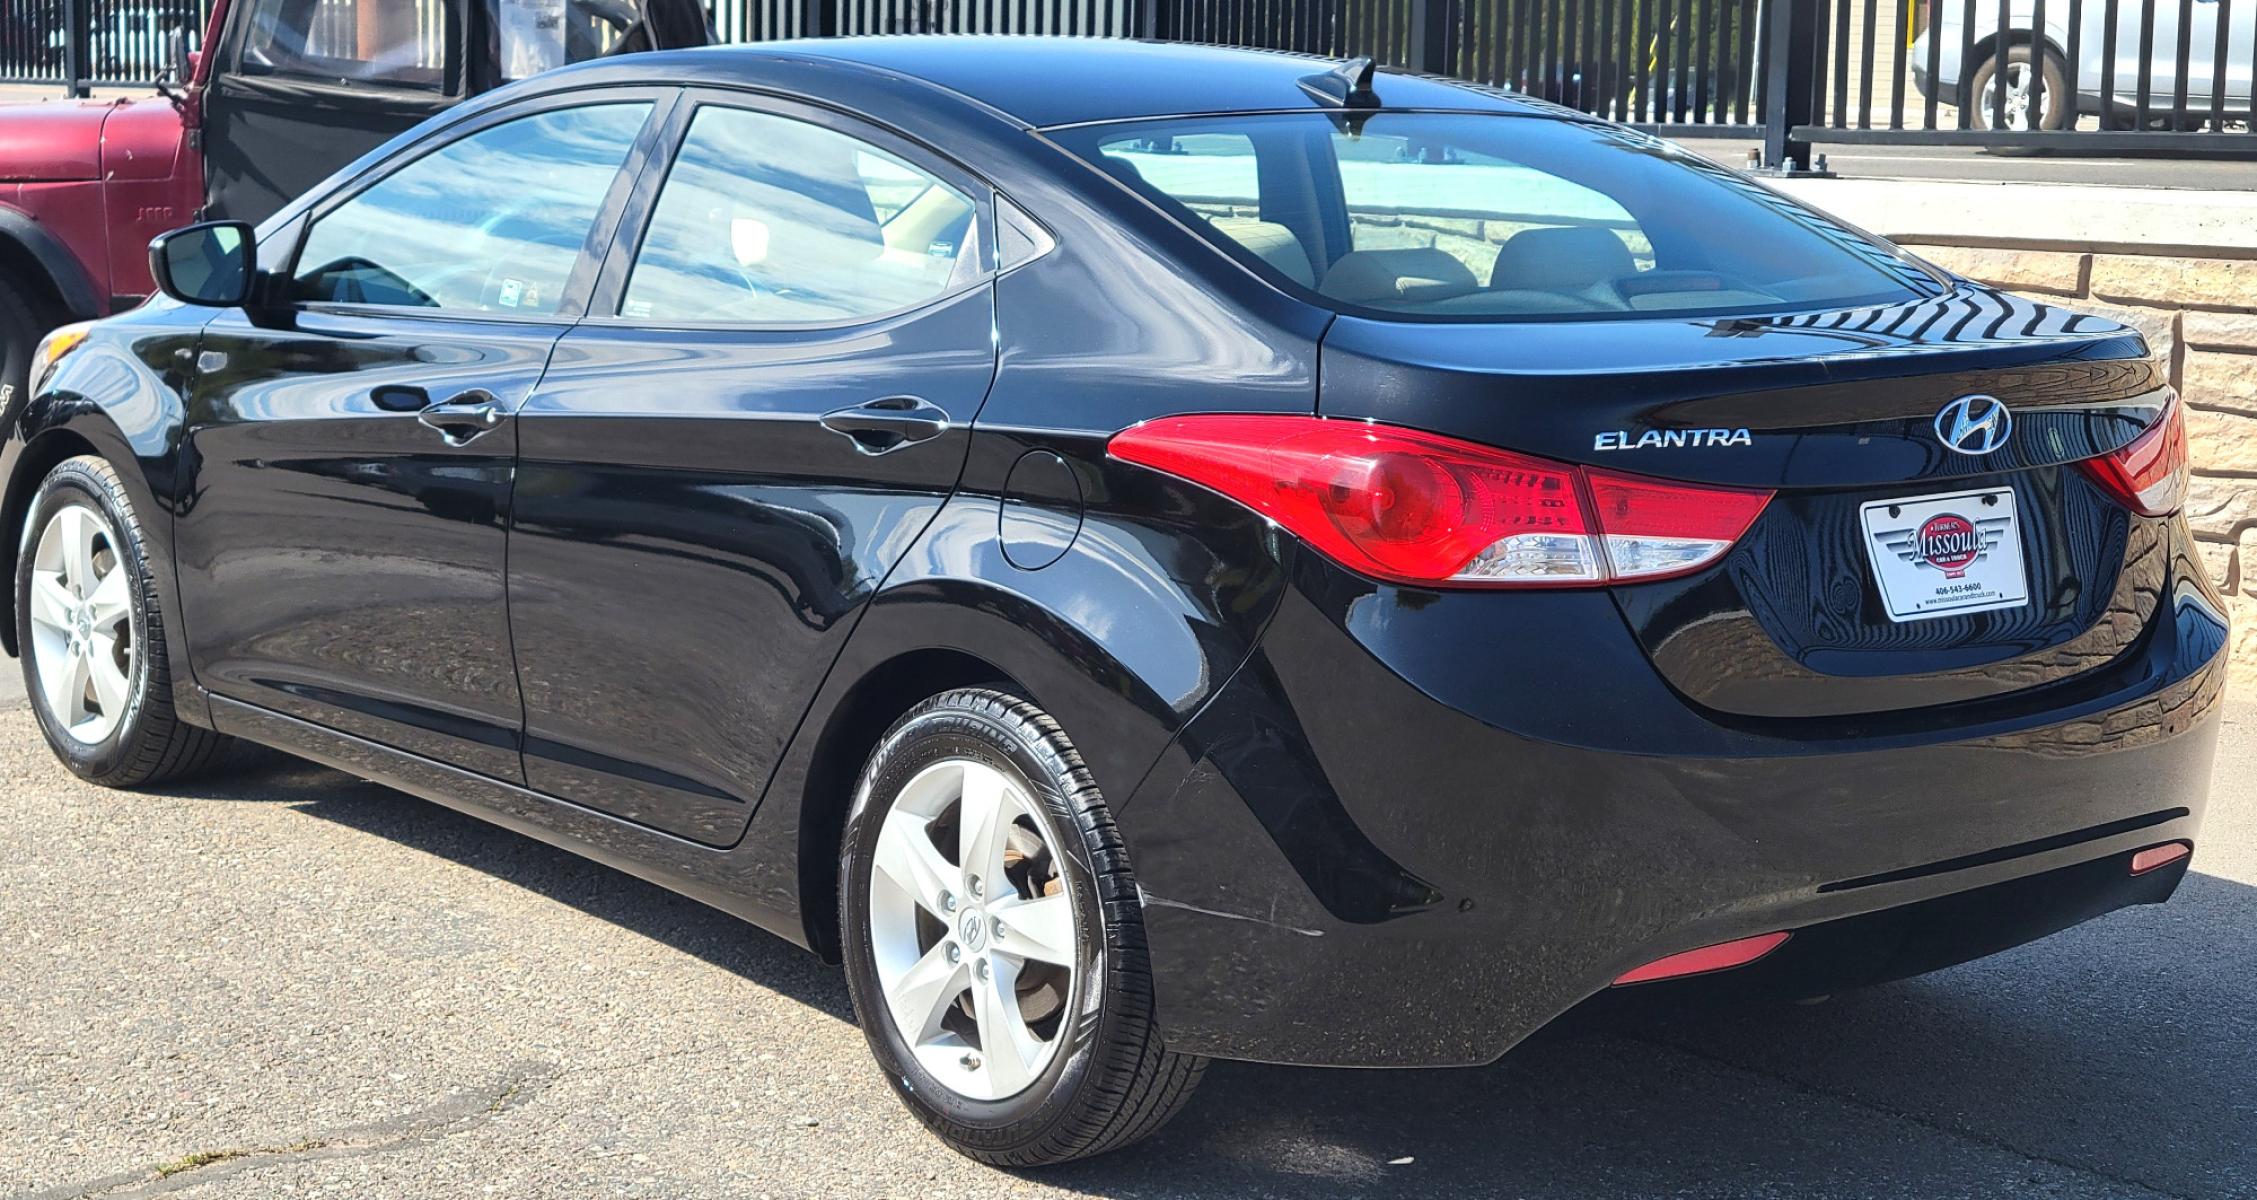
974, 959, 990, 982
966, 875, 983, 899
992, 918, 1007, 939
945, 943, 961, 965
939, 890, 956, 913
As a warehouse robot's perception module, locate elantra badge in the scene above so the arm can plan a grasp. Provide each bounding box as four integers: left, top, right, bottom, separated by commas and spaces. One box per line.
1592, 427, 1752, 451
1935, 395, 2011, 456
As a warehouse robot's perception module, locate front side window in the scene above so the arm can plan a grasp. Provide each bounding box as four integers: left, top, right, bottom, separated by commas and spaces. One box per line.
1060, 112, 1940, 322
619, 107, 983, 325
239, 0, 452, 90
292, 103, 650, 314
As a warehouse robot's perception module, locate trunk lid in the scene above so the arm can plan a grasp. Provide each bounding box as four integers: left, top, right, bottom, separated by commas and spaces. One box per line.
1317, 288, 2175, 719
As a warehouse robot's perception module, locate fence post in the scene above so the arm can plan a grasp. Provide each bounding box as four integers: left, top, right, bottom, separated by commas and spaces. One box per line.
800, 0, 839, 39
1410, 0, 1452, 74
61, 0, 90, 97
1137, 0, 1167, 40
1760, 0, 1819, 171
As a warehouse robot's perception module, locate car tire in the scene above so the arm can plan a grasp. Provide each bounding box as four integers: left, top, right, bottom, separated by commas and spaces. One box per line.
15, 455, 233, 787
839, 688, 1205, 1166
0, 273, 49, 423
1967, 43, 2071, 137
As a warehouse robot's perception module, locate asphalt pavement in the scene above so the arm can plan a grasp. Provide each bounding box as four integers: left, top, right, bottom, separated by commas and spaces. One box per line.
1, 660, 2253, 1199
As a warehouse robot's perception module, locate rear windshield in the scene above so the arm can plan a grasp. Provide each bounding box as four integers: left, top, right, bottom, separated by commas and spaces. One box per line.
1050, 112, 1942, 322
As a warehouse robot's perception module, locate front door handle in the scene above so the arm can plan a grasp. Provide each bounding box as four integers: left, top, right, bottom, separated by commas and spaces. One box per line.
819, 396, 949, 456
417, 388, 505, 447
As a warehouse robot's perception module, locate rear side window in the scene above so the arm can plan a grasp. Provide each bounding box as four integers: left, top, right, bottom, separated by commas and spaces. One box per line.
618, 107, 983, 326
1063, 112, 1938, 322
291, 104, 650, 313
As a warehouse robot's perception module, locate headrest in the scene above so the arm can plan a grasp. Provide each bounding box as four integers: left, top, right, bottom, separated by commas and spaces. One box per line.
1489, 226, 1637, 293
1317, 247, 1478, 304
1209, 217, 1317, 287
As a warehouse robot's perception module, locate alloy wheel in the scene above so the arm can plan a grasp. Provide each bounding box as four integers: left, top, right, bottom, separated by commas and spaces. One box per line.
867, 757, 1080, 1102
1982, 61, 2047, 130
26, 502, 138, 745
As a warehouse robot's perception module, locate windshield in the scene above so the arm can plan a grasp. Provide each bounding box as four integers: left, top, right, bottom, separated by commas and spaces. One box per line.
1051, 112, 1941, 322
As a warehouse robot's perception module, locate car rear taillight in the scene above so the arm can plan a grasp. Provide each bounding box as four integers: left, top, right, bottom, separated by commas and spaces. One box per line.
2078, 394, 2188, 517
1108, 415, 1772, 588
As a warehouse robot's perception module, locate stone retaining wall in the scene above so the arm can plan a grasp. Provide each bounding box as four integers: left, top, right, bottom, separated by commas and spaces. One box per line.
1908, 243, 2257, 687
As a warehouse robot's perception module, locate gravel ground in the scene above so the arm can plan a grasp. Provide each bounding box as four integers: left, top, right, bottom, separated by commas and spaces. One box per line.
1, 675, 2251, 1199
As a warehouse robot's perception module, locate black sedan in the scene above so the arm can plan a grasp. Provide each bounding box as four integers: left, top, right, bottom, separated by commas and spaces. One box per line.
0, 37, 2224, 1166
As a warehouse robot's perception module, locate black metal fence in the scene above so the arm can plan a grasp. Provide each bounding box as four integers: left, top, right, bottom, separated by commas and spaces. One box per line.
4, 0, 2250, 161
1, 0, 207, 89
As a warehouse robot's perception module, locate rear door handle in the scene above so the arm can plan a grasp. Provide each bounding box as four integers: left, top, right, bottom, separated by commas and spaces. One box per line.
819, 396, 949, 456
417, 388, 505, 447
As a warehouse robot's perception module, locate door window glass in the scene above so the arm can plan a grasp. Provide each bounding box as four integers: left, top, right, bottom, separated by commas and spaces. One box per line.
238, 0, 453, 90
620, 107, 983, 325
291, 103, 650, 314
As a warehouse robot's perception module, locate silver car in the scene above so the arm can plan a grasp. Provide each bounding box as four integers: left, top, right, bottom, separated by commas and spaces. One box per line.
1912, 0, 2253, 128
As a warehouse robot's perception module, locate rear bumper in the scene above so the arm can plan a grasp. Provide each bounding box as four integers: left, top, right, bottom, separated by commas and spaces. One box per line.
1119, 541, 2227, 1068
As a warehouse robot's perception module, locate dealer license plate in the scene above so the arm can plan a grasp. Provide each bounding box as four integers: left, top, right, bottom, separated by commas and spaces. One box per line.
1858, 487, 2029, 623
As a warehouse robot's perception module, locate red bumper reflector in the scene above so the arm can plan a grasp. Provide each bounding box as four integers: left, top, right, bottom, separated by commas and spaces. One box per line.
2130, 842, 2191, 875
1613, 931, 1792, 987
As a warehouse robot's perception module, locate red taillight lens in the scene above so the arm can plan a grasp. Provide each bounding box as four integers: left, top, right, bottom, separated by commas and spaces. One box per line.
1109, 415, 1772, 588
2078, 394, 2188, 517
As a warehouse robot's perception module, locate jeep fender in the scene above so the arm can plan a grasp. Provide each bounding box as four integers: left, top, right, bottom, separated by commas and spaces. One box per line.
0, 204, 103, 321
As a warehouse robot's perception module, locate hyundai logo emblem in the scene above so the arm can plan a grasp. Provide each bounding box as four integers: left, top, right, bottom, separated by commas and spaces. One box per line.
1935, 395, 2011, 456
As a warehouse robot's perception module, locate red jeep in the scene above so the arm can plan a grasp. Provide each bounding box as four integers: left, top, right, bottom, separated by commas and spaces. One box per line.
0, 0, 710, 404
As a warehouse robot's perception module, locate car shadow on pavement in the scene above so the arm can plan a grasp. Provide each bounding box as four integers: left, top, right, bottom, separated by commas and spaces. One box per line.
200, 747, 2256, 1199
184, 746, 857, 1022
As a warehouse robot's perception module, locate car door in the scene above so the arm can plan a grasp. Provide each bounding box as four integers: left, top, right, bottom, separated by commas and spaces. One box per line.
2206, 0, 2256, 106
2101, 0, 2217, 104
507, 92, 999, 846
176, 94, 668, 782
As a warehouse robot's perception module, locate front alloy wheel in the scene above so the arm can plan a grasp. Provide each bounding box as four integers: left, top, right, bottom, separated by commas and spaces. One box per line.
840, 688, 1205, 1166
15, 455, 232, 786
25, 501, 138, 745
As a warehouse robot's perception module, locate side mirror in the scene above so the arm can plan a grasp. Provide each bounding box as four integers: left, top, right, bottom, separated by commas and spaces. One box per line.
149, 222, 256, 307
